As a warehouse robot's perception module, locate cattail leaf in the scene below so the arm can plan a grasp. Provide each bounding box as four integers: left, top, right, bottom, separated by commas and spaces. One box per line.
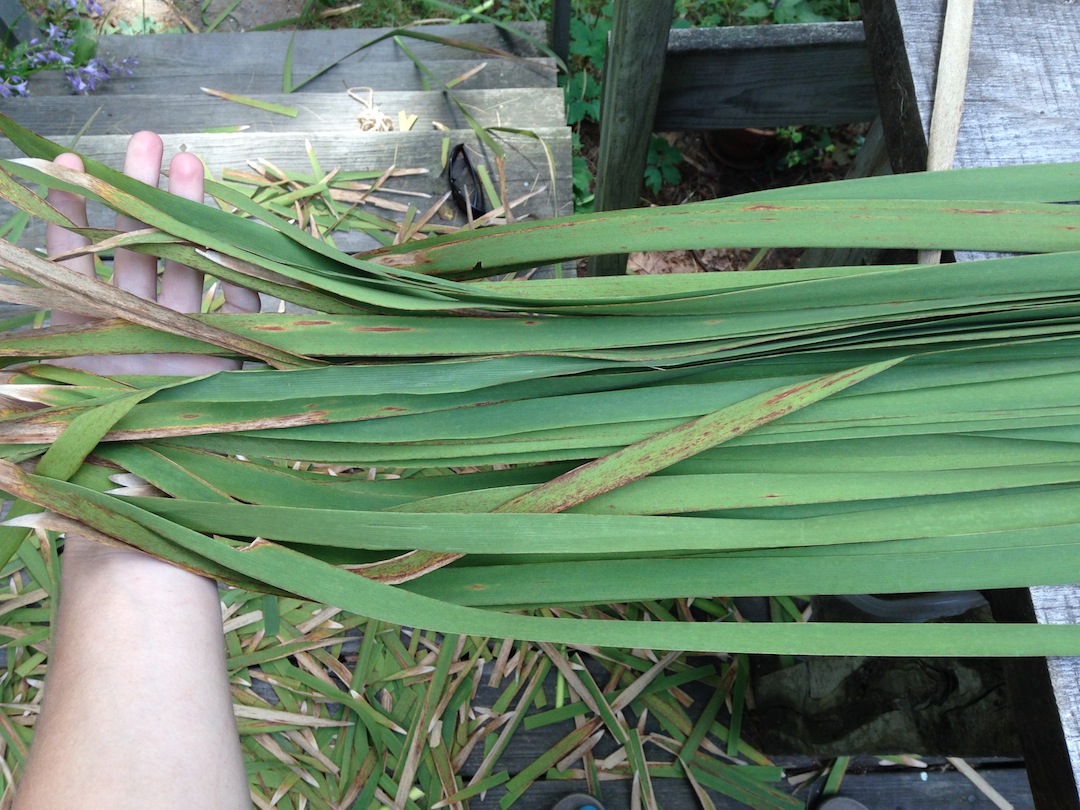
492, 359, 900, 513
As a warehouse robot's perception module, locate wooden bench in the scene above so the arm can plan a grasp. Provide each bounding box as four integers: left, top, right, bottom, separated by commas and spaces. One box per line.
862, 1, 1080, 806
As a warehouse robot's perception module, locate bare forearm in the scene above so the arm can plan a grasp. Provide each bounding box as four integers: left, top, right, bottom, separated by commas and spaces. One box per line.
15, 537, 250, 810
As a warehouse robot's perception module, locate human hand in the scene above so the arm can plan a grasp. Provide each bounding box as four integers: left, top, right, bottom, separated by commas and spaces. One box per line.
44, 132, 260, 561
46, 130, 260, 377
14, 134, 253, 810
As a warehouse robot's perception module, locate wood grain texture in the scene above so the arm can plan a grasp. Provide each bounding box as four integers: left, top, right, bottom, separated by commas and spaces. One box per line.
24, 55, 558, 96
861, 0, 927, 172
657, 21, 877, 129
866, 0, 1080, 171
866, 0, 1080, 804
0, 87, 567, 137
21, 24, 557, 96
591, 0, 676, 276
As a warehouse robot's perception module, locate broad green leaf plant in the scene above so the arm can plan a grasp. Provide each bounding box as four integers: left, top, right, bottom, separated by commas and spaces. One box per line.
4, 111, 1080, 657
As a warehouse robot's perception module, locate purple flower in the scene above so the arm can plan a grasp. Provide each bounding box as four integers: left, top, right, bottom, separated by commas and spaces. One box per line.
0, 75, 29, 97
25, 31, 75, 68
65, 58, 104, 93
2, 0, 133, 97
63, 55, 133, 94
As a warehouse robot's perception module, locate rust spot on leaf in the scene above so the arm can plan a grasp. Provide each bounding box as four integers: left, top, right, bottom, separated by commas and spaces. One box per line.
745, 204, 786, 212
947, 208, 1008, 215
351, 326, 412, 333
252, 325, 286, 331
465, 584, 487, 591
293, 319, 332, 326
181, 413, 201, 419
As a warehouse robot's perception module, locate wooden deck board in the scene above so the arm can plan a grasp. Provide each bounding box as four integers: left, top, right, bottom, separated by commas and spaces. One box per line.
0, 87, 567, 138
24, 54, 558, 96
21, 24, 558, 97
85, 22, 551, 63
0, 128, 573, 254
866, 0, 1080, 173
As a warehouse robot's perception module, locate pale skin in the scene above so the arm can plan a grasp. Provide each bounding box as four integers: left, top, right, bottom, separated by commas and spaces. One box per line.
14, 132, 258, 810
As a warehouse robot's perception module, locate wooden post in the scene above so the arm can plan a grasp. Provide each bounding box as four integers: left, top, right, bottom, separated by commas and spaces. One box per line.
588, 0, 675, 277
550, 0, 571, 67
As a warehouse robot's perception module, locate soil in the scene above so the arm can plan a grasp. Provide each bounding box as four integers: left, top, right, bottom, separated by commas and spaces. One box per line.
97, 0, 307, 32
595, 124, 870, 275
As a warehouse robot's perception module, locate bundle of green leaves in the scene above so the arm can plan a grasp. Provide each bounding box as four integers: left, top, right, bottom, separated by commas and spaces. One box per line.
3, 113, 1080, 657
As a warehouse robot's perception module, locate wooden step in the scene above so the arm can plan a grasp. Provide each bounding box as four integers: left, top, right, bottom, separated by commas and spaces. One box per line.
1, 87, 567, 138
96, 22, 550, 65
1, 128, 573, 253
25, 24, 558, 96
27, 55, 557, 96
2, 20, 572, 279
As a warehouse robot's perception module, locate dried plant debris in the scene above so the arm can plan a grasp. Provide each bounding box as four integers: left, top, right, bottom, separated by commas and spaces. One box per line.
0, 548, 802, 807
215, 145, 542, 251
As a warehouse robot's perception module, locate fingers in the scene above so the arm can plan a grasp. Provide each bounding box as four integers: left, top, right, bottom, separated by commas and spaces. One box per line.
46, 153, 94, 327
158, 152, 205, 313
219, 281, 261, 315
112, 131, 164, 299
48, 132, 261, 326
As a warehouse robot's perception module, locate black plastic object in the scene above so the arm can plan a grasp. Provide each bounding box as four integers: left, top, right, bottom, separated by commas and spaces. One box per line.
448, 143, 489, 219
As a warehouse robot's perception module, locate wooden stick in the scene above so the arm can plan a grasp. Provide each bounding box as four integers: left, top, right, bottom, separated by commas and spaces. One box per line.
920, 0, 976, 264
946, 757, 1014, 810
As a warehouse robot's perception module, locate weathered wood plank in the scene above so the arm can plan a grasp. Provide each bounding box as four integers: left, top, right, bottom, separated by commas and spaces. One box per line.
656, 21, 878, 130
23, 54, 557, 97
984, 588, 1080, 810
0, 129, 573, 253
20, 24, 557, 96
550, 0, 571, 66
863, 1, 1080, 806
95, 22, 549, 65
590, 0, 675, 277
865, 0, 1080, 173
0, 87, 566, 138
